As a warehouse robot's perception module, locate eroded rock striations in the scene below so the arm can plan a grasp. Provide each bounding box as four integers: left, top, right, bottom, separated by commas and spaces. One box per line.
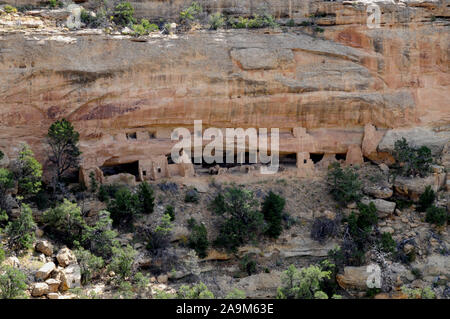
0, 0, 448, 183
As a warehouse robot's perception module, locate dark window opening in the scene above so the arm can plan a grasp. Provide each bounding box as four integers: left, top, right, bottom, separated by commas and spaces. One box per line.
157, 167, 162, 173
126, 132, 137, 140
310, 153, 325, 164
335, 153, 347, 161
143, 170, 147, 176
100, 161, 139, 179
166, 153, 175, 165
149, 131, 156, 139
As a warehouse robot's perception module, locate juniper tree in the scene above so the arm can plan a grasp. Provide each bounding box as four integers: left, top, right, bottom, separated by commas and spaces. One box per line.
47, 119, 81, 183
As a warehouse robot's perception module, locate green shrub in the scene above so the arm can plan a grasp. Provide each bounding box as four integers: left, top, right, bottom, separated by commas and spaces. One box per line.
146, 213, 173, 252
277, 264, 331, 299
347, 202, 377, 245
137, 182, 155, 214
133, 272, 149, 292
88, 171, 98, 192
165, 205, 175, 221
185, 188, 199, 203
211, 187, 264, 252
394, 138, 432, 177
0, 245, 5, 264
74, 246, 104, 285
81, 9, 103, 28
287, 19, 295, 27
187, 218, 209, 258
0, 210, 8, 228
48, 0, 62, 9
82, 210, 118, 258
113, 2, 135, 26
319, 259, 339, 298
47, 119, 81, 183
240, 254, 257, 276
261, 191, 285, 239
108, 245, 136, 281
12, 143, 42, 196
177, 282, 214, 299
107, 187, 139, 227
230, 14, 278, 29
179, 1, 202, 23
209, 13, 225, 30
225, 288, 246, 299
0, 168, 14, 212
132, 19, 159, 36
0, 266, 27, 299
379, 232, 396, 254
401, 286, 435, 299
98, 184, 121, 202
6, 204, 36, 252
43, 199, 86, 244
417, 186, 435, 212
3, 5, 17, 14
425, 205, 447, 226
327, 162, 362, 206
411, 267, 422, 279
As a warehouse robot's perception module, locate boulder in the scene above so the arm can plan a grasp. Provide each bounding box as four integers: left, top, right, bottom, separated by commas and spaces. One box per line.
45, 278, 61, 293
361, 198, 396, 217
345, 144, 364, 166
362, 124, 394, 164
59, 264, 81, 291
35, 240, 53, 257
363, 185, 393, 199
31, 282, 49, 297
276, 237, 338, 258
234, 271, 282, 298
203, 249, 232, 261
374, 292, 408, 299
36, 262, 56, 281
56, 247, 77, 267
47, 292, 60, 299
157, 274, 168, 284
394, 174, 446, 201
411, 254, 450, 278
336, 266, 371, 291
378, 127, 450, 157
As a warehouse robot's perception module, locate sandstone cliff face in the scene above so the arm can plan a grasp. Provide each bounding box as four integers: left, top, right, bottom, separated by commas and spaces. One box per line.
0, 1, 448, 173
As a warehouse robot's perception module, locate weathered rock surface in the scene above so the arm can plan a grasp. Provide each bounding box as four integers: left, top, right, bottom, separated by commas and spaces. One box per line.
35, 262, 56, 281
234, 271, 282, 298
378, 128, 450, 157
35, 240, 53, 257
336, 266, 370, 291
0, 0, 448, 175
45, 278, 61, 293
275, 237, 338, 258
56, 247, 77, 267
394, 174, 446, 201
412, 254, 450, 278
361, 198, 396, 217
31, 282, 49, 297
59, 264, 82, 291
